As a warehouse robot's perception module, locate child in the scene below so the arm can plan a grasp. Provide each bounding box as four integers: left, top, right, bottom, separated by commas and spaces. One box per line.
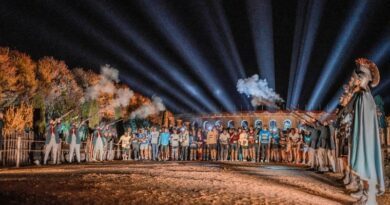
239, 129, 249, 161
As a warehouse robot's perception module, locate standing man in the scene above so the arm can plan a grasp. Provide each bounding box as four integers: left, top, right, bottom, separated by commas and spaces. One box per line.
259, 126, 271, 163
305, 120, 320, 170
67, 122, 83, 163
219, 129, 230, 161
207, 127, 218, 161
150, 126, 160, 161
170, 129, 180, 160
317, 121, 330, 172
44, 118, 62, 165
159, 127, 170, 161
118, 129, 132, 160
180, 128, 190, 160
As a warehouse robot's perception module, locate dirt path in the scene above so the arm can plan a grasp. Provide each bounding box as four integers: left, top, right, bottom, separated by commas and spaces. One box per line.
0, 161, 388, 205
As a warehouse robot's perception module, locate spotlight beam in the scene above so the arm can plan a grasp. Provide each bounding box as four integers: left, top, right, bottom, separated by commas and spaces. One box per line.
308, 0, 369, 110
200, 1, 252, 109
86, 0, 220, 113
51, 1, 207, 113
290, 0, 325, 109
138, 1, 237, 112
246, 0, 276, 89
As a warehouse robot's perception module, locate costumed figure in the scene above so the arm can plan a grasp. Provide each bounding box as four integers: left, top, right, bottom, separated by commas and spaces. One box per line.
347, 58, 384, 204
43, 118, 62, 165
92, 124, 106, 161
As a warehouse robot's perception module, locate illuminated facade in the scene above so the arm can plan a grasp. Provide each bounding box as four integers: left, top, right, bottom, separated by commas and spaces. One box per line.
173, 110, 332, 130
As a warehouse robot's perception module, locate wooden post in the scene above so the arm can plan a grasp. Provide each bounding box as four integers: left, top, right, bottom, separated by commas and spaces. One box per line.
16, 136, 21, 168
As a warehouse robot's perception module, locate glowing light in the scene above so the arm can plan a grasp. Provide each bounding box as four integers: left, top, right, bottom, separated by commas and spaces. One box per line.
247, 0, 275, 88
86, 0, 220, 113
53, 1, 207, 113
138, 1, 236, 112
308, 0, 369, 110
288, 0, 325, 108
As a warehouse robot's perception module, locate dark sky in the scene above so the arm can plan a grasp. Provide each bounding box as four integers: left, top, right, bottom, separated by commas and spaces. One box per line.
0, 0, 389, 114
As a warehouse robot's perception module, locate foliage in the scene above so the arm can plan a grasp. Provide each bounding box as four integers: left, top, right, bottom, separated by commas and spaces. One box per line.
3, 103, 33, 135
0, 47, 168, 132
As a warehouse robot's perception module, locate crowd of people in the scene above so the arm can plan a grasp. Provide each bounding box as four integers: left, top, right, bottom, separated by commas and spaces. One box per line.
34, 57, 387, 204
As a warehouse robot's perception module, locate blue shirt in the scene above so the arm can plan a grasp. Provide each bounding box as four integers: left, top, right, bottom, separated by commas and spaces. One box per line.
271, 133, 280, 144
259, 130, 271, 144
159, 132, 170, 146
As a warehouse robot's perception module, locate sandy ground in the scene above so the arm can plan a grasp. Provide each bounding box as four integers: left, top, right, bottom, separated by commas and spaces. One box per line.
0, 161, 389, 205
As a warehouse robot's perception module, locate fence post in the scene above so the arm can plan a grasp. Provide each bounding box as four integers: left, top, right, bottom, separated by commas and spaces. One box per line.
16, 136, 21, 168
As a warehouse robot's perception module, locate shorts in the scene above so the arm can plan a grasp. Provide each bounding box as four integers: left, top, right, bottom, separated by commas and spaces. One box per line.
241, 146, 248, 149
271, 144, 279, 149
140, 144, 149, 150
122, 147, 129, 152
248, 144, 255, 149
208, 144, 217, 150
190, 144, 197, 149
161, 145, 169, 152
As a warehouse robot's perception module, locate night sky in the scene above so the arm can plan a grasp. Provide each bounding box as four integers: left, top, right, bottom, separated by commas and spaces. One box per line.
0, 0, 389, 114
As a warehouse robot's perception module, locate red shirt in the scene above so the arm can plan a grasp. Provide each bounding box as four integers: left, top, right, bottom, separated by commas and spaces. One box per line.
229, 133, 239, 144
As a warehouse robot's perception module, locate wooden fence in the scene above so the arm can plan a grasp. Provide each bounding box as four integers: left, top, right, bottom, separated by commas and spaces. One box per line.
0, 131, 35, 167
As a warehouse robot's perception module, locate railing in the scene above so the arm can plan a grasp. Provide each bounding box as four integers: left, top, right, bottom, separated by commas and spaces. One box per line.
0, 131, 34, 167
0, 131, 116, 167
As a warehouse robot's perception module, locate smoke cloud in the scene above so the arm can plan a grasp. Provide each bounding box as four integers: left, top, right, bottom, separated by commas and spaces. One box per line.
237, 74, 283, 107
130, 96, 166, 119
85, 65, 134, 109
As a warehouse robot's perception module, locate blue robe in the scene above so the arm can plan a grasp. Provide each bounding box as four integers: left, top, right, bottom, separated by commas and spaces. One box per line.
350, 91, 385, 194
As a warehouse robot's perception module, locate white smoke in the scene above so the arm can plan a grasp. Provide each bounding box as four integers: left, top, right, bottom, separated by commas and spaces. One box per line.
85, 65, 134, 109
85, 65, 118, 100
112, 88, 134, 107
130, 96, 166, 119
236, 74, 283, 107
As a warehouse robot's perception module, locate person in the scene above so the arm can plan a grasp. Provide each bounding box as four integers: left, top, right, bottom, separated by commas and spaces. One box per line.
118, 128, 132, 160
219, 129, 230, 161
239, 129, 249, 161
196, 129, 204, 161
139, 128, 149, 160
92, 125, 106, 161
0, 112, 4, 154
317, 121, 330, 172
106, 125, 116, 161
150, 126, 160, 161
170, 129, 180, 160
270, 128, 280, 162
348, 58, 385, 203
327, 120, 337, 172
248, 127, 256, 162
305, 120, 320, 170
189, 130, 197, 160
180, 128, 190, 160
159, 127, 170, 161
131, 129, 141, 160
229, 129, 239, 161
289, 128, 301, 164
206, 127, 218, 161
67, 122, 83, 163
43, 118, 62, 165
279, 130, 288, 162
301, 129, 311, 165
259, 126, 271, 163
